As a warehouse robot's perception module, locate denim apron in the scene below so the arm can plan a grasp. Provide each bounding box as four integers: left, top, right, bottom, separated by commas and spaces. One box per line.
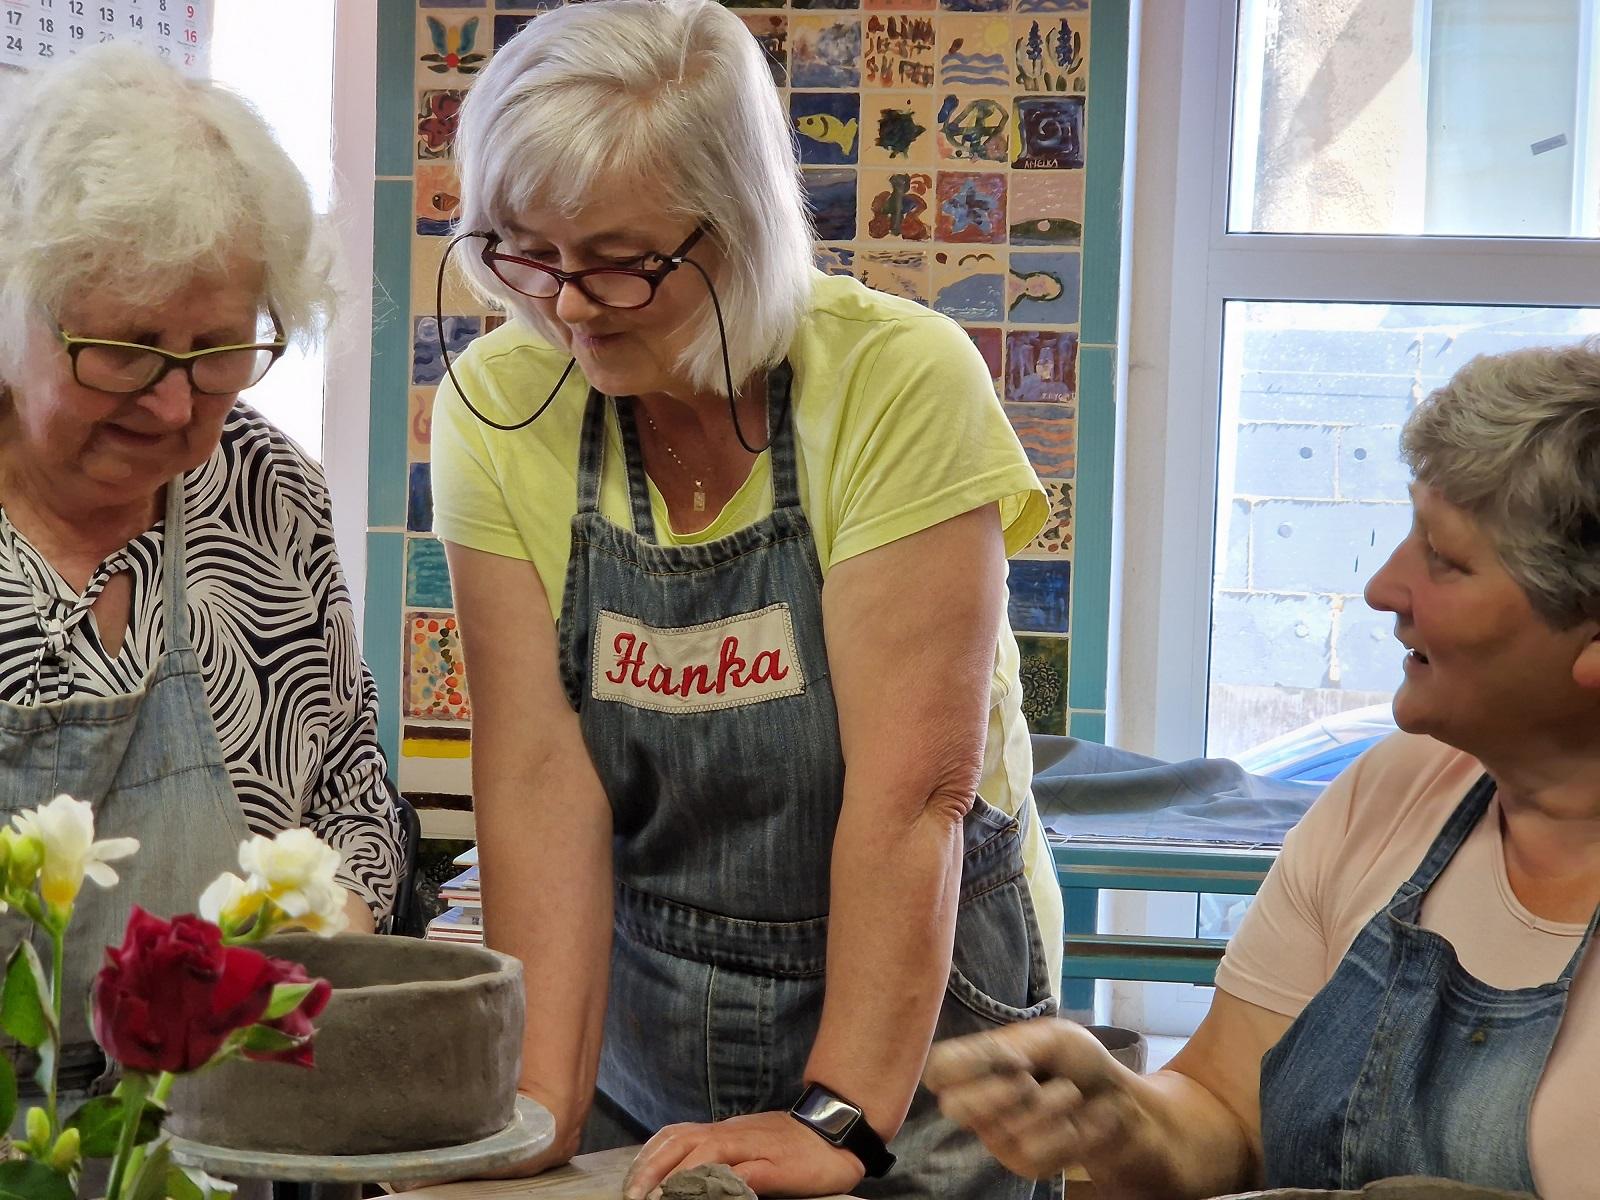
556, 363, 1058, 1200
1260, 774, 1596, 1192
0, 476, 251, 1116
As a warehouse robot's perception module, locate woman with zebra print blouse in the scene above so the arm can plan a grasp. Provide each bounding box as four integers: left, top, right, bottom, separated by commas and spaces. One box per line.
0, 45, 403, 1101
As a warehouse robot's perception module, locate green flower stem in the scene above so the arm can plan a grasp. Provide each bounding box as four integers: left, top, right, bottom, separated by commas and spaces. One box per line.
45, 921, 65, 1135
116, 1072, 174, 1193
103, 1072, 151, 1200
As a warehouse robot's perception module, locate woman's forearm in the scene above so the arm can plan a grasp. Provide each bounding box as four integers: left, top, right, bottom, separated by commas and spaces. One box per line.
802, 789, 967, 1138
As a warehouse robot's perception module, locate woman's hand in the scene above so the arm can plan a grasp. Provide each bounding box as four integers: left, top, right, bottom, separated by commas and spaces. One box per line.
924, 1018, 1152, 1181
622, 1110, 865, 1199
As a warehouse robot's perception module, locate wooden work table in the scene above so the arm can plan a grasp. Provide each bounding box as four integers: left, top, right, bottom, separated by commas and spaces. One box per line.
389, 1146, 867, 1199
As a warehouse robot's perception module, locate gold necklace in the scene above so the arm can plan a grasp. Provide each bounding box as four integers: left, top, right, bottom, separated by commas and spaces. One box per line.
638, 408, 708, 512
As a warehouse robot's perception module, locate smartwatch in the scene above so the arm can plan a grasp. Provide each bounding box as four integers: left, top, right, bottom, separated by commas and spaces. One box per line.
787, 1081, 897, 1178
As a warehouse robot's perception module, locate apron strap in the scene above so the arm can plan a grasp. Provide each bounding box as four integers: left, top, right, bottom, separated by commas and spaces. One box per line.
614, 399, 659, 542
575, 388, 609, 516
160, 474, 192, 654
1401, 772, 1496, 894
766, 360, 801, 513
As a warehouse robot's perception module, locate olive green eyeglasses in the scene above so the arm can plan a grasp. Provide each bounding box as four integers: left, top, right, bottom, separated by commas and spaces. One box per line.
56, 313, 288, 397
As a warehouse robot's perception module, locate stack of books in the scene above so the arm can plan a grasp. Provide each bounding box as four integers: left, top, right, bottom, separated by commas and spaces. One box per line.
426, 844, 483, 944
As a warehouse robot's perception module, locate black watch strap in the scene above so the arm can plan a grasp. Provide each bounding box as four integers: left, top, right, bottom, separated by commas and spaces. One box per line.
787, 1082, 897, 1178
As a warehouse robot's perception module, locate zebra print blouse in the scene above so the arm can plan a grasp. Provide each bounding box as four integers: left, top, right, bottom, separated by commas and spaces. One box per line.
0, 404, 401, 919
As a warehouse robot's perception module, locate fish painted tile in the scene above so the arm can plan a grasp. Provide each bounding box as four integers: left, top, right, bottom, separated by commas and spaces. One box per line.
1008, 250, 1080, 324
792, 92, 861, 165
415, 163, 461, 236
859, 169, 934, 240
935, 171, 1007, 243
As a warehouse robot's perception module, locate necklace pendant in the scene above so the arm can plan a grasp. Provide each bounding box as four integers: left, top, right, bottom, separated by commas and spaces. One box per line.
693, 489, 707, 512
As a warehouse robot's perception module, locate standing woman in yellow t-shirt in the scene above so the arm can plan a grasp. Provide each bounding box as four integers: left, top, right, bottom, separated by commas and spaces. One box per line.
429, 2, 1062, 1197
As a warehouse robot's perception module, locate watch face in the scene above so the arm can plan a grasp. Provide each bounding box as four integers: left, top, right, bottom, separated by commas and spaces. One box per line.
796, 1086, 860, 1141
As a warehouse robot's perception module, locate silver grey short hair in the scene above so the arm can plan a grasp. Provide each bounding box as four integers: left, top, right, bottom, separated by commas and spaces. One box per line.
454, 0, 814, 392
0, 45, 335, 376
1402, 337, 1600, 627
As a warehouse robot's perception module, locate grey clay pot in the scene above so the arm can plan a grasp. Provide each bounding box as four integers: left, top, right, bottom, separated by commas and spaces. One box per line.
166, 933, 525, 1156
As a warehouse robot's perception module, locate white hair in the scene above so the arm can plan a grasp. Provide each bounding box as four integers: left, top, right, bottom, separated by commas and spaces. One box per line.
1402, 337, 1600, 627
0, 44, 335, 376
453, 0, 814, 392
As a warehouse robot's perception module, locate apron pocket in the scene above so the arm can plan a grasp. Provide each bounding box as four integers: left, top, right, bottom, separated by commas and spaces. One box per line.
945, 872, 1057, 1025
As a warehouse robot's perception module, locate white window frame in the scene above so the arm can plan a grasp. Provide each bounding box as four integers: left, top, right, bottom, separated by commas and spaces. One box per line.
1114, 0, 1600, 762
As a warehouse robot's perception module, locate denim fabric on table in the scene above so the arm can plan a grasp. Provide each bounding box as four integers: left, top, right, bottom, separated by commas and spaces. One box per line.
559, 364, 1058, 1200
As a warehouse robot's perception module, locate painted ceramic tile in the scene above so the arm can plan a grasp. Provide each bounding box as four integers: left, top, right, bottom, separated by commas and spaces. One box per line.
935, 171, 1007, 243
722, 0, 784, 9
815, 245, 857, 276
1023, 479, 1073, 556
1009, 250, 1080, 324
406, 537, 455, 609
1013, 95, 1084, 169
413, 316, 482, 387
790, 17, 862, 88
405, 611, 471, 723
1015, 633, 1069, 734
1006, 401, 1077, 477
740, 12, 787, 87
1012, 14, 1084, 92
492, 13, 538, 51
938, 0, 1010, 14
411, 238, 485, 316
794, 0, 861, 9
1008, 559, 1071, 633
862, 13, 937, 88
962, 326, 1003, 392
792, 92, 861, 166
1008, 170, 1084, 245
1006, 329, 1078, 403
866, 0, 936, 11
419, 14, 487, 76
1016, 0, 1087, 13
420, 0, 482, 7
407, 462, 434, 533
936, 94, 1009, 162
415, 163, 461, 236
855, 249, 930, 304
859, 170, 933, 240
932, 247, 1005, 322
409, 388, 435, 462
859, 93, 935, 166
937, 15, 1011, 88
417, 89, 465, 160
802, 168, 860, 241
497, 0, 561, 8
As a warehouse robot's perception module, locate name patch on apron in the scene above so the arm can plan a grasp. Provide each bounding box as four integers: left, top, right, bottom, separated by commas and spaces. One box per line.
592, 604, 806, 713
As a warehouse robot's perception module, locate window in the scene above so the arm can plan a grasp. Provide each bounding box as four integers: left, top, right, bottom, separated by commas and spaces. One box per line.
209, 2, 337, 458
1119, 0, 1600, 764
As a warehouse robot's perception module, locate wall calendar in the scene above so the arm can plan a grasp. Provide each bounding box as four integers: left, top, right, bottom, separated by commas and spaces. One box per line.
1, 0, 211, 73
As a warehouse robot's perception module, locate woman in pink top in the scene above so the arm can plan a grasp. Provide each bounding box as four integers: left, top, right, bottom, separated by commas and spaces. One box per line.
924, 339, 1600, 1199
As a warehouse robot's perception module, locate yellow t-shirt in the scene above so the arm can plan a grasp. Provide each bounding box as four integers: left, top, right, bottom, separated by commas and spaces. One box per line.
431, 270, 1064, 989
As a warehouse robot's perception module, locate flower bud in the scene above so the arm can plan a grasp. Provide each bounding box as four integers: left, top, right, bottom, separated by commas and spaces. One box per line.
25, 1105, 49, 1153
8, 834, 43, 892
48, 1126, 80, 1171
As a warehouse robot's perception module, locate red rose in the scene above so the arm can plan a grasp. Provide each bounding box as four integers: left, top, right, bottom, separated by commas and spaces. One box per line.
244, 957, 332, 1069
92, 907, 277, 1075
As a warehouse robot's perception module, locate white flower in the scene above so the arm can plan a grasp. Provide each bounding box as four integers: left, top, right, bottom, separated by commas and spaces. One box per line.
238, 828, 348, 936
12, 794, 139, 911
198, 870, 262, 928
